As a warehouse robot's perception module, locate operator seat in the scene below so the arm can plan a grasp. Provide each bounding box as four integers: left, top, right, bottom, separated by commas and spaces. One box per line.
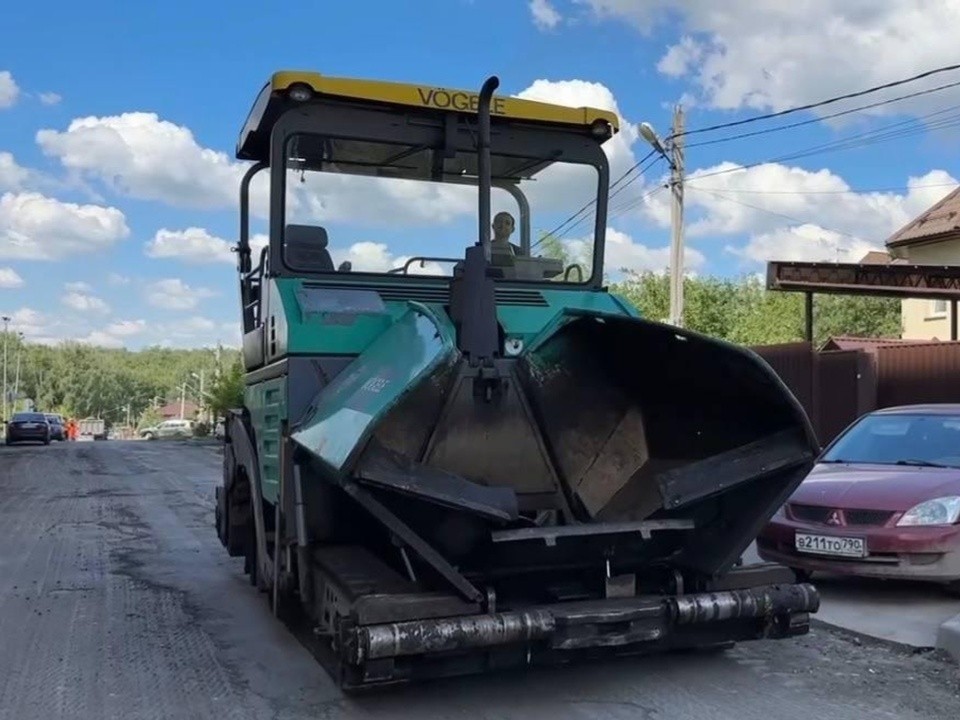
285, 224, 334, 271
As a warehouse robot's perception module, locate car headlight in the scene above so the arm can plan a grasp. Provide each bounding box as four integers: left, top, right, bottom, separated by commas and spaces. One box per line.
896, 496, 960, 527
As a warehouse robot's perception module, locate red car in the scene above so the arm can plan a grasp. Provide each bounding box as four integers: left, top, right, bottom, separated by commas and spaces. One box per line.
757, 404, 960, 596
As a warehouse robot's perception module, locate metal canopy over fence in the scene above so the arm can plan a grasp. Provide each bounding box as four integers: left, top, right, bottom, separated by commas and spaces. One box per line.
766, 260, 960, 341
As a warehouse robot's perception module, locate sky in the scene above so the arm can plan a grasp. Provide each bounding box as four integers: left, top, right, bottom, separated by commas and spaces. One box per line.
3, 0, 960, 350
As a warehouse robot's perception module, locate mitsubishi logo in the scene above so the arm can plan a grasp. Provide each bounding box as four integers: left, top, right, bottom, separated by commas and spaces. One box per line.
827, 510, 843, 526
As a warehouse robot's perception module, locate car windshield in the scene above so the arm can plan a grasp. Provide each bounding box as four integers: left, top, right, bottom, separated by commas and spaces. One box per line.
12, 413, 46, 423
821, 412, 960, 468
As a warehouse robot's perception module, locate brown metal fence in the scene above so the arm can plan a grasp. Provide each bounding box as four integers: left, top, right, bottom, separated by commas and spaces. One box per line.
748, 340, 960, 445
816, 350, 875, 444
752, 342, 815, 417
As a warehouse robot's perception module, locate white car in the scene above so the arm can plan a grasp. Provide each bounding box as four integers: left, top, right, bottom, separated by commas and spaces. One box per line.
140, 419, 195, 440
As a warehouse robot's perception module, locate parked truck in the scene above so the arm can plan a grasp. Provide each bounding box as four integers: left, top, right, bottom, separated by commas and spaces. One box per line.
215, 70, 821, 691
78, 417, 106, 441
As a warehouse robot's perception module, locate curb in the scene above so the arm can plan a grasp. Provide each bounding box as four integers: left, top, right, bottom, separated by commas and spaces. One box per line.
809, 618, 939, 657
811, 615, 960, 666
936, 613, 960, 663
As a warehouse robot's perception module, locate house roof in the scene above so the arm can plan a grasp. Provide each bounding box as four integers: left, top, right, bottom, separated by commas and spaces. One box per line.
819, 335, 960, 351
885, 186, 960, 249
858, 250, 893, 265
158, 401, 199, 418
819, 335, 913, 352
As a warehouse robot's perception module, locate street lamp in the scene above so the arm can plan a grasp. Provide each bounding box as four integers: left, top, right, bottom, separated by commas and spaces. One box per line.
638, 122, 668, 157
639, 108, 685, 328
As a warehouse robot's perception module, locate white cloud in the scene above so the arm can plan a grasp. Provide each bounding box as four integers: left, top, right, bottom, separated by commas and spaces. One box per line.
39, 92, 62, 106
51, 318, 145, 349
145, 278, 216, 311
530, 0, 563, 30
108, 272, 131, 285
35, 78, 643, 236
36, 112, 246, 210
77, 330, 124, 349
516, 78, 640, 187
0, 71, 19, 109
4, 307, 49, 338
139, 316, 231, 349
579, 1, 960, 116
730, 224, 879, 264
328, 241, 448, 275
104, 319, 146, 336
62, 291, 110, 314
146, 227, 234, 264
643, 163, 958, 245
64, 281, 92, 292
566, 226, 705, 280
0, 267, 23, 288
0, 153, 29, 190
0, 191, 129, 260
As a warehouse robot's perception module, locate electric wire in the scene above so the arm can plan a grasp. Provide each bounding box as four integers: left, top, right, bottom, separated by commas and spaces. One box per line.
684, 78, 960, 149
675, 62, 960, 139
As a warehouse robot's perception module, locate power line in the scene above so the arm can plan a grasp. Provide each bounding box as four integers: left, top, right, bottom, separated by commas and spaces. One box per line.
686, 186, 864, 243
677, 62, 960, 139
684, 104, 960, 184
535, 150, 663, 247
685, 79, 960, 149
608, 184, 667, 222
688, 181, 959, 196
554, 158, 667, 242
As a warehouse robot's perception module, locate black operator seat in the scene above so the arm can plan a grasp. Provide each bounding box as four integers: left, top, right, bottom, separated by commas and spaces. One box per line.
285, 224, 334, 271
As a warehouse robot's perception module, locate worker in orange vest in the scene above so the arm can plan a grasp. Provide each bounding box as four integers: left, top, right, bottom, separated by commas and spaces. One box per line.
66, 419, 77, 441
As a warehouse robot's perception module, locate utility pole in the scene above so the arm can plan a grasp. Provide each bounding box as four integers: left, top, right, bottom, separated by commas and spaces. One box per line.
639, 105, 686, 327
668, 105, 685, 328
12, 333, 22, 413
2, 315, 9, 422
199, 369, 205, 423
180, 382, 186, 420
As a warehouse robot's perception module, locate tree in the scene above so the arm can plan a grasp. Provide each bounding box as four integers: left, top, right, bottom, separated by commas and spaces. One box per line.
206, 357, 245, 419
610, 273, 903, 346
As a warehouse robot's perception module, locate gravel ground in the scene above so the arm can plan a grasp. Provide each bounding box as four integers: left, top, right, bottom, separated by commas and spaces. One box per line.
0, 439, 957, 720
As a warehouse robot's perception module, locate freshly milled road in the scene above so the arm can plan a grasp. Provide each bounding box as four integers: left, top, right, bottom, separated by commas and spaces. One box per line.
0, 440, 957, 720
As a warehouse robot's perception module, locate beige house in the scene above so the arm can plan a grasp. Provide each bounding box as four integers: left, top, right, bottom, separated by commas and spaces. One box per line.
881, 187, 960, 340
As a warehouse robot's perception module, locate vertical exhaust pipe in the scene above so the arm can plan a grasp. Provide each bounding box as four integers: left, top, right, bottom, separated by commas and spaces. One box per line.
477, 76, 499, 262
449, 76, 502, 363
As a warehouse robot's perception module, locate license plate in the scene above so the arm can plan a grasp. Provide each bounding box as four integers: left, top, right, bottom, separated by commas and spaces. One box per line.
22, 423, 36, 428
795, 533, 866, 558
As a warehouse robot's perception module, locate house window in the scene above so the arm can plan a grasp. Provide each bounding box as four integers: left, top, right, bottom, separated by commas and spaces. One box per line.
930, 299, 949, 317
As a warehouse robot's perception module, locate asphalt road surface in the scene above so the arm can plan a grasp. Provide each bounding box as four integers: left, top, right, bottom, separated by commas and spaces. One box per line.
1, 440, 959, 720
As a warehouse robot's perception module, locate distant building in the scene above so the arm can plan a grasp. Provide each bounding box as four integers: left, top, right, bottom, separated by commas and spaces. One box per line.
157, 401, 199, 420
819, 335, 915, 352
883, 186, 960, 340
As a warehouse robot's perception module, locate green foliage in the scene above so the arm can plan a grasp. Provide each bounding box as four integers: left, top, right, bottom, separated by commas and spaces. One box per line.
206, 356, 245, 419
1, 336, 241, 425
535, 230, 593, 282
611, 273, 902, 346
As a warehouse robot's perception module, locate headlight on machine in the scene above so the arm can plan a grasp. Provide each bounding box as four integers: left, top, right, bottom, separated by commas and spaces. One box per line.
896, 496, 960, 526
